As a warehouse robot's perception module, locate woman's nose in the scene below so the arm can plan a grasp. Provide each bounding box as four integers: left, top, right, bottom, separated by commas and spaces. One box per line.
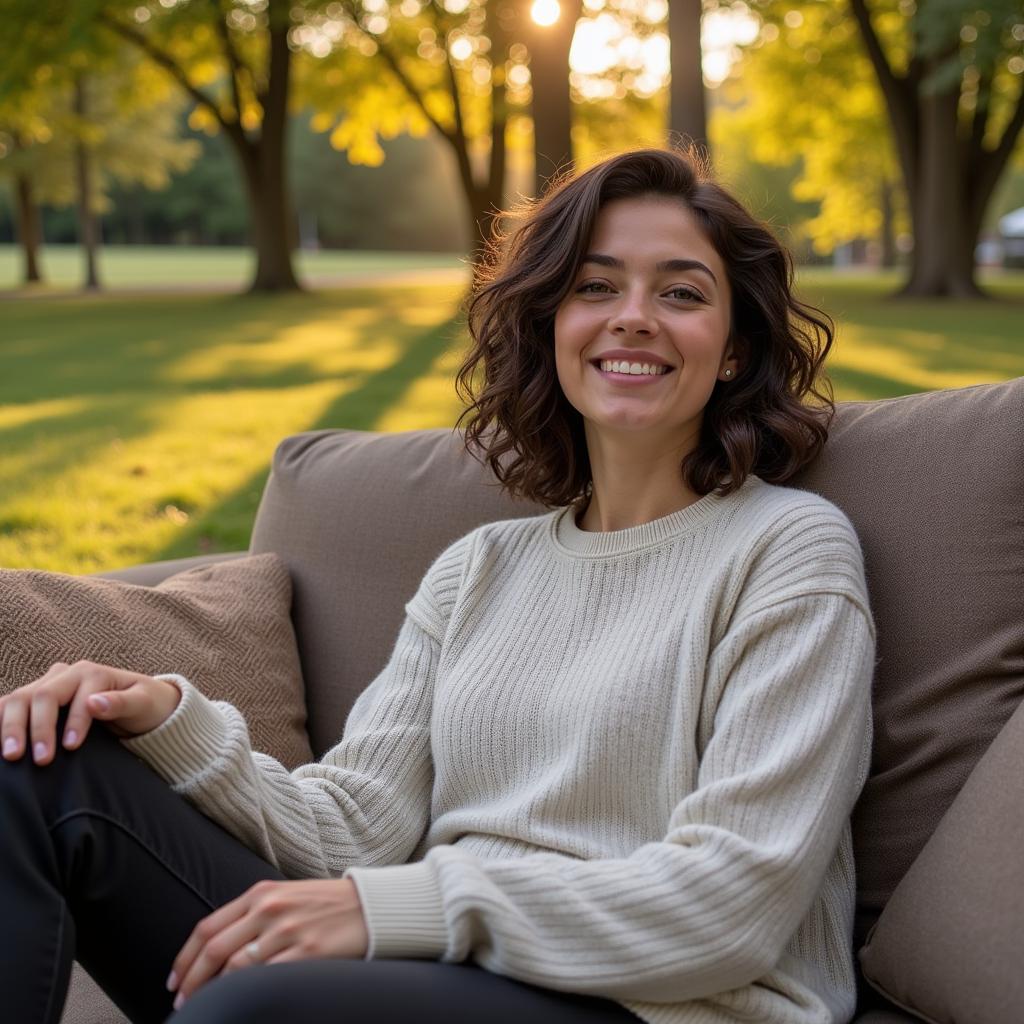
609, 291, 658, 335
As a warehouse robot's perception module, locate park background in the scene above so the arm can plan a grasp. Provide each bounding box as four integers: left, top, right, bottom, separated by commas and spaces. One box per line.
1, 0, 1022, 574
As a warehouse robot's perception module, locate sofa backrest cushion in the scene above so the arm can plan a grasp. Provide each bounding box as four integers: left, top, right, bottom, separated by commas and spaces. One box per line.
787, 376, 1024, 958
249, 428, 545, 756
250, 377, 1024, 991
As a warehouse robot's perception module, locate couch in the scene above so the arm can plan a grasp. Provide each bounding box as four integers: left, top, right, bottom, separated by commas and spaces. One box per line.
53, 375, 1023, 1024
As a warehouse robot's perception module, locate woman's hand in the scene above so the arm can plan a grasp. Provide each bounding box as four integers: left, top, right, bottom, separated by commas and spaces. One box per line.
0, 660, 182, 765
167, 878, 370, 1010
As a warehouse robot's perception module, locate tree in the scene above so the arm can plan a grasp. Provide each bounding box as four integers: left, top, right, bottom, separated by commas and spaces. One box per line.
0, 87, 49, 284
0, 45, 198, 289
721, 3, 907, 263
92, 0, 303, 291
669, 0, 707, 154
321, 0, 530, 279
2, 0, 301, 290
846, 0, 1024, 296
517, 0, 583, 190
735, 1, 1024, 294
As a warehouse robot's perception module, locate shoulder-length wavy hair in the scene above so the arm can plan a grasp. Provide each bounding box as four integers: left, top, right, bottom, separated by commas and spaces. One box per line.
454, 145, 836, 510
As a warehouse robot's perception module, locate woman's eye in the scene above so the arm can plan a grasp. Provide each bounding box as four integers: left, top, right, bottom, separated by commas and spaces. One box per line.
667, 287, 705, 303
577, 281, 611, 294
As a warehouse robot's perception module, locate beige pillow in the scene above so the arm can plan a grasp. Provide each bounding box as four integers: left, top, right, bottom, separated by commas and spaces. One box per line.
858, 697, 1024, 1024
0, 553, 313, 770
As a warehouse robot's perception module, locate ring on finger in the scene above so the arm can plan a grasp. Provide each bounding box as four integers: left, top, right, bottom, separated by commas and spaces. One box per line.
245, 941, 261, 962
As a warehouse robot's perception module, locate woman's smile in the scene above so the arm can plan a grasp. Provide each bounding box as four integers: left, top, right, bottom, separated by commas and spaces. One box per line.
590, 362, 676, 386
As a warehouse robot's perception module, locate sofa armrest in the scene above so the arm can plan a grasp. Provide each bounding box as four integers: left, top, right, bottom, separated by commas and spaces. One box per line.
91, 551, 248, 587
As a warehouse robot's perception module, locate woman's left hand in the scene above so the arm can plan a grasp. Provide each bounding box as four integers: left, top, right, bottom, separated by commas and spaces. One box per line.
167, 878, 369, 1010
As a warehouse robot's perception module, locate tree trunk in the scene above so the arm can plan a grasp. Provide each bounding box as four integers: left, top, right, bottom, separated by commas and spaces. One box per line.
898, 82, 983, 298
73, 76, 101, 292
879, 176, 896, 268
439, 1, 513, 287
668, 0, 708, 156
522, 0, 581, 193
235, 139, 300, 292
240, 19, 300, 292
13, 172, 43, 284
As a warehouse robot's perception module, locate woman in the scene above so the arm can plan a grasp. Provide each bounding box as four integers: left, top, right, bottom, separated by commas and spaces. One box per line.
0, 147, 875, 1024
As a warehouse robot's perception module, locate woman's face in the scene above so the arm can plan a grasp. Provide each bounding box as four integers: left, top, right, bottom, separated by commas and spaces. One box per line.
553, 194, 734, 449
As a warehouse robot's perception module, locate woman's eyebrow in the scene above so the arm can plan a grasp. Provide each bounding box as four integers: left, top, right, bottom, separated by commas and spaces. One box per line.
582, 253, 718, 286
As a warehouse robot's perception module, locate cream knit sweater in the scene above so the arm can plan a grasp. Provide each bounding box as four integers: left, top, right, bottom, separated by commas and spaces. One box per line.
124, 473, 876, 1024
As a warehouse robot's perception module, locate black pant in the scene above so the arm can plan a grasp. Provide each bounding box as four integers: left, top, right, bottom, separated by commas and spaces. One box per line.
1, 710, 639, 1023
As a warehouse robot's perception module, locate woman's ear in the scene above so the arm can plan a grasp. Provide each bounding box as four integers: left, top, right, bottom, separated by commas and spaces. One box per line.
722, 334, 746, 376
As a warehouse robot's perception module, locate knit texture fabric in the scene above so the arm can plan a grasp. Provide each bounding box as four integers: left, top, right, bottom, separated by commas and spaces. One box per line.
124, 474, 876, 1024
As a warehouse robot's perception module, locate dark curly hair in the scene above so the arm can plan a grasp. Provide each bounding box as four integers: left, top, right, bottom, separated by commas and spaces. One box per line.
454, 145, 836, 509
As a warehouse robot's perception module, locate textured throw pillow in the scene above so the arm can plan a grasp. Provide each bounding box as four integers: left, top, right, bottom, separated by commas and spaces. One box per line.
0, 553, 313, 770
858, 697, 1024, 1024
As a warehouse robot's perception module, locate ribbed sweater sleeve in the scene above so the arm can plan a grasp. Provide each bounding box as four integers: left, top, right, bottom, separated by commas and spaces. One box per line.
344, 589, 874, 1003
120, 534, 472, 880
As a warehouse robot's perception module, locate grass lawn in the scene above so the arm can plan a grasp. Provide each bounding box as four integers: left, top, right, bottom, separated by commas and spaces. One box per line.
0, 244, 465, 291
1, 251, 1021, 574
797, 268, 1024, 399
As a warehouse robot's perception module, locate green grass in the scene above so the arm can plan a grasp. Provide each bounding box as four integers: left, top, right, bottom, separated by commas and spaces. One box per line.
0, 280, 472, 572
796, 268, 1024, 398
1, 255, 1021, 573
0, 244, 466, 291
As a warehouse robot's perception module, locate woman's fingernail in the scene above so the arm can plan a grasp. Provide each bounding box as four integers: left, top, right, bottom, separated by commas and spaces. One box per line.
33, 742, 47, 761
173, 992, 184, 1011
91, 695, 110, 712
64, 730, 78, 748
3, 737, 17, 757
166, 970, 177, 992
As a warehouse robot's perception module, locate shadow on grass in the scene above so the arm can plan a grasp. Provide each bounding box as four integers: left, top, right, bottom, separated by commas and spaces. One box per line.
826, 366, 925, 401
0, 290, 448, 403
0, 286, 465, 518
147, 309, 467, 563
0, 398, 167, 515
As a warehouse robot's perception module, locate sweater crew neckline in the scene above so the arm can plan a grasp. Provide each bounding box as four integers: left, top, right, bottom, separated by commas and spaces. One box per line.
550, 475, 762, 558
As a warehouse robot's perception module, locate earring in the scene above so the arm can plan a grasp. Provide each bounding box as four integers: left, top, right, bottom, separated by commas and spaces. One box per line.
724, 369, 733, 377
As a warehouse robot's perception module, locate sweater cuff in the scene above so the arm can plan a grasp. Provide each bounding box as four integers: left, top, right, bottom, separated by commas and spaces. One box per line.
120, 674, 230, 785
343, 861, 448, 961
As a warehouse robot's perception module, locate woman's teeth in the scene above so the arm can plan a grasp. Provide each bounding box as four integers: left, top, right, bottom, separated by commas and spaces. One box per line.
598, 360, 669, 376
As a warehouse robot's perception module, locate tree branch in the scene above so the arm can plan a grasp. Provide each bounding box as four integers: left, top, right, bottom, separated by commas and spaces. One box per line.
97, 13, 234, 136
964, 69, 991, 175
976, 76, 1024, 203
442, 28, 469, 161
848, 0, 899, 97
341, 1, 454, 144
848, 0, 918, 197
210, 0, 251, 124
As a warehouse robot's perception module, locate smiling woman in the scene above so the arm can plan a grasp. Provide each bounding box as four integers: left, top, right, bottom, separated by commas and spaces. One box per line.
0, 146, 874, 1024
456, 145, 837, 530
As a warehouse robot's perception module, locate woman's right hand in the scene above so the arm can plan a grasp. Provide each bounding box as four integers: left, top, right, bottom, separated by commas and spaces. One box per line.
0, 660, 182, 766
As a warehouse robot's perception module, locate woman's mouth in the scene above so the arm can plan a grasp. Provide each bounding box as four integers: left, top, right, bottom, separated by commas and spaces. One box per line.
589, 360, 674, 384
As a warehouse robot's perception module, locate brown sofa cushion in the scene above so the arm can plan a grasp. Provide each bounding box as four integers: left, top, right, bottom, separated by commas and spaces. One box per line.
249, 428, 546, 756
0, 553, 313, 770
857, 696, 1024, 1023
788, 377, 1024, 962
